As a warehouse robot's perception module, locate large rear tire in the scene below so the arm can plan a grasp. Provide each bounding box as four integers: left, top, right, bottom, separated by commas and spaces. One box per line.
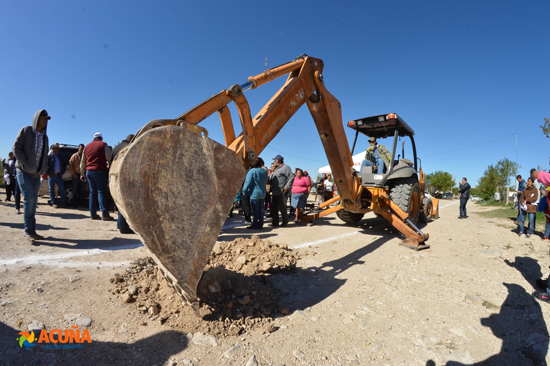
418, 197, 433, 223
389, 177, 421, 224
336, 210, 365, 224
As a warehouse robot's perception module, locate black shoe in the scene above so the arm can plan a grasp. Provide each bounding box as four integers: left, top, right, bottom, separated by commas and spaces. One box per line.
536, 279, 548, 290
464, 216, 468, 219
246, 226, 256, 230
91, 215, 101, 220
102, 215, 115, 221
271, 223, 279, 227
458, 216, 463, 219
533, 290, 550, 303
30, 233, 45, 240
281, 221, 288, 227
120, 228, 134, 234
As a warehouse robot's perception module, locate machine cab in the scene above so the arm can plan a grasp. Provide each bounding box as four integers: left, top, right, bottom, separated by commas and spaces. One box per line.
347, 113, 418, 187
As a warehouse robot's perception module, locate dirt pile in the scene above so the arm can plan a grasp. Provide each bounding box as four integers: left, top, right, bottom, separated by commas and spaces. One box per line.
206, 235, 299, 275
110, 235, 302, 337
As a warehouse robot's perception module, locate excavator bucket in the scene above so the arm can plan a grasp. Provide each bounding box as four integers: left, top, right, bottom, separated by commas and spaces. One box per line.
109, 125, 246, 305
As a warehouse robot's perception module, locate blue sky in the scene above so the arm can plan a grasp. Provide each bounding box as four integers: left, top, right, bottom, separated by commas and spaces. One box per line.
1, 1, 549, 187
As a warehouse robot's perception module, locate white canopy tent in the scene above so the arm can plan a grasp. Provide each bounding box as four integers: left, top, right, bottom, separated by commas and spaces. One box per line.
318, 151, 366, 174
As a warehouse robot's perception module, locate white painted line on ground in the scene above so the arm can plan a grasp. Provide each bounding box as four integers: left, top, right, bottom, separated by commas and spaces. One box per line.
221, 222, 247, 231
292, 231, 360, 249
0, 241, 143, 267
291, 201, 460, 249
15, 260, 133, 268
439, 200, 460, 209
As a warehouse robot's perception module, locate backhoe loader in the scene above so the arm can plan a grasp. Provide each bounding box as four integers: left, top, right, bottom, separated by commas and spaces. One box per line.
109, 55, 439, 309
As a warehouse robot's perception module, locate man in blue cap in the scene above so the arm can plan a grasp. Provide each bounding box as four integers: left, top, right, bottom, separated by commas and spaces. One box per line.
269, 155, 294, 227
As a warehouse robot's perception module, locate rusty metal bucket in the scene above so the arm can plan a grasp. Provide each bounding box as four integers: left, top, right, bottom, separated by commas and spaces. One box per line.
109, 125, 245, 306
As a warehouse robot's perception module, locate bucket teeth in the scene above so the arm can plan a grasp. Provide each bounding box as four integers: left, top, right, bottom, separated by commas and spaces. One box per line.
399, 239, 430, 251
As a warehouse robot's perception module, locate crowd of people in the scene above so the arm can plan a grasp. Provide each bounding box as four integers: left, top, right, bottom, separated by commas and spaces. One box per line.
231, 152, 347, 230
3, 109, 330, 239
3, 109, 134, 242
511, 172, 544, 239
4, 109, 343, 240
515, 169, 550, 303
456, 171, 550, 242
238, 154, 324, 230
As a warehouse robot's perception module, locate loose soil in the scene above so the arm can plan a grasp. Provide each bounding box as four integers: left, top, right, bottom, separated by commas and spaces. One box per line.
1, 195, 550, 365
111, 237, 302, 338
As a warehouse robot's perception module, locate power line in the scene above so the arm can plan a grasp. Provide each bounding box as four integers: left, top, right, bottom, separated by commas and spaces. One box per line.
423, 149, 501, 162
422, 134, 515, 158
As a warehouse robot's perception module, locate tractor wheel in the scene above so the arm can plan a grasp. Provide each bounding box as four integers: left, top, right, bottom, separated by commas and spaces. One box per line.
336, 210, 365, 224
418, 197, 433, 223
389, 177, 421, 224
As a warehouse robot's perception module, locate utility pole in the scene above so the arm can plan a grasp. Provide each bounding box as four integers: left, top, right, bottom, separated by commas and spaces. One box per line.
515, 133, 519, 193
515, 133, 518, 165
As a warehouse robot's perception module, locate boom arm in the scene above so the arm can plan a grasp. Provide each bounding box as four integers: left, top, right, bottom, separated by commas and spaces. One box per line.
132, 55, 360, 210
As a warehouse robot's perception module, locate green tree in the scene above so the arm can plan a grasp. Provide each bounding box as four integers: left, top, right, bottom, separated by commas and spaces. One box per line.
477, 158, 518, 200
496, 158, 519, 187
540, 117, 550, 137
425, 171, 455, 192
477, 164, 499, 200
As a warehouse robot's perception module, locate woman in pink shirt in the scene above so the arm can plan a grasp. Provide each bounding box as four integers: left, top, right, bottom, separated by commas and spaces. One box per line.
291, 168, 312, 222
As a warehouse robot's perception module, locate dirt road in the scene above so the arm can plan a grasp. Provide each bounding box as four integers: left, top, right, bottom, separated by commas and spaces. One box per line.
1, 196, 549, 365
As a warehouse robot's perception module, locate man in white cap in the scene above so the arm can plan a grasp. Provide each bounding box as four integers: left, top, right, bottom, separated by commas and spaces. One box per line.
80, 132, 113, 220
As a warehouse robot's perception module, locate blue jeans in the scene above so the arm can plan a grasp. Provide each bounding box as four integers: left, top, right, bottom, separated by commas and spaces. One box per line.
16, 171, 41, 235
250, 199, 265, 228
460, 198, 468, 217
72, 173, 86, 207
516, 194, 522, 221
360, 159, 384, 174
14, 175, 21, 211
48, 174, 66, 205
519, 211, 535, 235
86, 170, 109, 217
545, 221, 550, 239
117, 212, 131, 232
